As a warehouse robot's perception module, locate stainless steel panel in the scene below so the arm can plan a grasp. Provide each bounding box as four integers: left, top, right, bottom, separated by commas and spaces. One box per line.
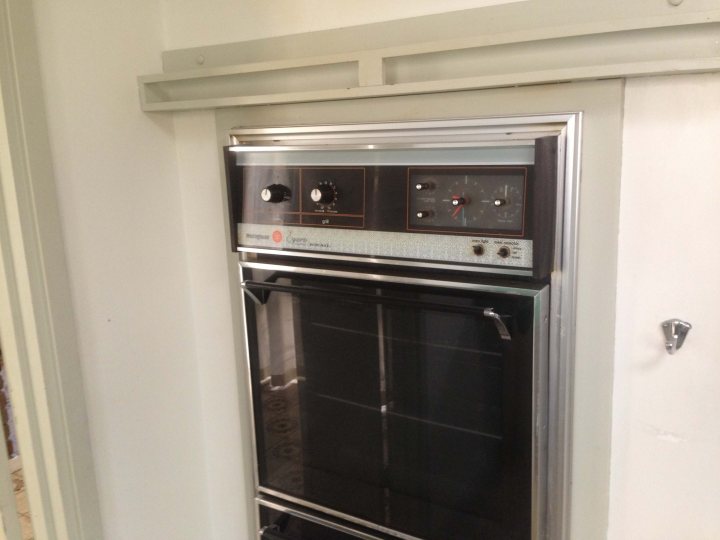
258, 489, 425, 540
239, 260, 541, 296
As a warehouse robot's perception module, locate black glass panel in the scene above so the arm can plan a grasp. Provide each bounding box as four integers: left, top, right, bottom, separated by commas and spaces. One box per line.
245, 270, 537, 540
384, 306, 504, 434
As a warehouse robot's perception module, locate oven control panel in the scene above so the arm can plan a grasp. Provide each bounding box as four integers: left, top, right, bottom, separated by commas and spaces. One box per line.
226, 145, 557, 277
242, 167, 366, 229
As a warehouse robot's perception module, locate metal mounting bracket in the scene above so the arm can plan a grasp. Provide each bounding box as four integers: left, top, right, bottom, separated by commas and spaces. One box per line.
661, 319, 692, 355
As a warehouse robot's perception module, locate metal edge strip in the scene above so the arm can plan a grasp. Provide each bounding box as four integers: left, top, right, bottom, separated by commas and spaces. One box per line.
547, 113, 581, 540
239, 263, 263, 517
228, 114, 577, 138
254, 498, 262, 540
257, 488, 424, 540
532, 285, 551, 540
227, 140, 540, 152
237, 248, 534, 277
256, 497, 386, 540
239, 260, 543, 297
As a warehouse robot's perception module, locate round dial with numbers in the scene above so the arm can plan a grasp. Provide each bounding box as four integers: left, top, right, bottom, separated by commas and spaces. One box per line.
310, 180, 337, 207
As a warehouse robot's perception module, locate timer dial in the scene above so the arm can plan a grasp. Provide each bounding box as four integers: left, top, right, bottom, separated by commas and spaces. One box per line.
260, 184, 290, 203
310, 182, 337, 206
491, 184, 523, 223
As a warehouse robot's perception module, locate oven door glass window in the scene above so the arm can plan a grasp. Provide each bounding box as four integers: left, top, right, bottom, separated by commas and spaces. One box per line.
243, 270, 541, 540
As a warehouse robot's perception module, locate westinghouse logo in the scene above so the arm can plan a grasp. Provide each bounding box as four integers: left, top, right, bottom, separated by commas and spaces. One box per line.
246, 233, 269, 240
272, 230, 283, 243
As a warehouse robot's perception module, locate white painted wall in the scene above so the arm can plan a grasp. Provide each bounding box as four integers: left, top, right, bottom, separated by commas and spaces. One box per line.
160, 0, 522, 50
608, 74, 720, 540
172, 110, 248, 539
31, 1, 212, 538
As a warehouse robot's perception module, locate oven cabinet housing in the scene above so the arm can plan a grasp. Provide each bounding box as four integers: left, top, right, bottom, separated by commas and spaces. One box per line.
242, 266, 548, 540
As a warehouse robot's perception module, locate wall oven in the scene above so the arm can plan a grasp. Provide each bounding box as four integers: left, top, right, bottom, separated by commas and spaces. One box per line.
225, 120, 562, 540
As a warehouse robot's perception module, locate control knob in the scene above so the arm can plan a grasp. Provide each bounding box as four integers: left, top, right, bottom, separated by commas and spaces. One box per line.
311, 184, 335, 204
260, 184, 290, 203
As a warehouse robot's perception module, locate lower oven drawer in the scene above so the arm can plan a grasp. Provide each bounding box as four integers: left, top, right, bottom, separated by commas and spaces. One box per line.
258, 498, 388, 540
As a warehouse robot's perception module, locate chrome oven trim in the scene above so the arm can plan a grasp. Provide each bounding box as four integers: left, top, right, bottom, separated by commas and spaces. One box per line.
227, 138, 540, 153
239, 260, 541, 296
228, 115, 574, 144
257, 496, 387, 540
240, 259, 550, 540
533, 285, 550, 540
547, 112, 581, 540
258, 490, 423, 540
240, 266, 263, 513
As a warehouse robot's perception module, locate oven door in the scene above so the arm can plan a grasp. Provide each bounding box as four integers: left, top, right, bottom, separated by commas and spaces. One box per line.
241, 262, 548, 540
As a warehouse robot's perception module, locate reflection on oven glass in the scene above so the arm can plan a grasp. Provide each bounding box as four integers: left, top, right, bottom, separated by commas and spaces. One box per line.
262, 383, 304, 495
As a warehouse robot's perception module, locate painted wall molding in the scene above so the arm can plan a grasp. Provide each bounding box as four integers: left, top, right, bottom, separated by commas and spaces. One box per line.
0, 0, 103, 538
138, 2, 720, 111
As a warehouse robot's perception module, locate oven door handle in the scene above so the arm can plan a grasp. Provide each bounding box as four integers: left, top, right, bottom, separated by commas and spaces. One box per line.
482, 307, 512, 341
240, 280, 513, 341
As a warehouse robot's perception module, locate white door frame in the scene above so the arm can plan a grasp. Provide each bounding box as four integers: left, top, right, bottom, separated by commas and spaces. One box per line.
0, 0, 103, 538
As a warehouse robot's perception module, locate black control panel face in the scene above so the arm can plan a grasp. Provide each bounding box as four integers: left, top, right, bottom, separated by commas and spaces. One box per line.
226, 139, 557, 278
242, 167, 365, 228
408, 167, 527, 234
300, 168, 365, 228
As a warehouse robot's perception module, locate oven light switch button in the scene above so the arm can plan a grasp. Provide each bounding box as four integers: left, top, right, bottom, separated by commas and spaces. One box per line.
260, 184, 290, 203
416, 210, 431, 219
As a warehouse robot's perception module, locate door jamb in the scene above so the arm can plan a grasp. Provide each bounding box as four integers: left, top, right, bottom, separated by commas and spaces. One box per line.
0, 0, 103, 538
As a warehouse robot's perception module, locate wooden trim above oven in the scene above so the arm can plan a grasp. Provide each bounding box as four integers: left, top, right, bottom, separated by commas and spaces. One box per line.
138, 4, 719, 112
